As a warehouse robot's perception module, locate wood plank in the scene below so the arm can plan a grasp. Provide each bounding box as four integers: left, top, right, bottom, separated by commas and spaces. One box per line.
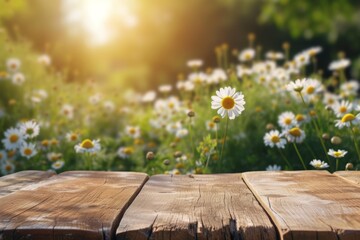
0, 171, 148, 240
335, 171, 360, 185
117, 174, 277, 240
243, 171, 360, 240
0, 170, 55, 197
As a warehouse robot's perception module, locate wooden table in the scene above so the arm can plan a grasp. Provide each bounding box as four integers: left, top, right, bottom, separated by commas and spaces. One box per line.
0, 170, 359, 240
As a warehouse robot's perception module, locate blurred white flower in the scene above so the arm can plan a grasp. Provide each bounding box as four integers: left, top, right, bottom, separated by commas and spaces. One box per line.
12, 72, 25, 85
20, 142, 37, 159
329, 59, 350, 71
309, 159, 329, 169
239, 48, 255, 62
6, 58, 21, 73
266, 164, 281, 171
74, 139, 101, 153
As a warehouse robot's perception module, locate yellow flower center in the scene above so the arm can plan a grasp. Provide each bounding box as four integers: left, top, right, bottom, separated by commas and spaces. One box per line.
339, 106, 347, 113
271, 135, 280, 143
9, 134, 19, 143
24, 148, 32, 156
80, 139, 94, 149
26, 128, 34, 135
123, 147, 134, 155
70, 134, 78, 141
296, 114, 305, 122
168, 102, 175, 108
341, 113, 355, 123
5, 165, 12, 171
221, 96, 235, 110
334, 152, 342, 157
7, 150, 16, 158
208, 122, 215, 128
129, 128, 136, 135
306, 86, 315, 94
245, 53, 251, 60
41, 140, 49, 147
284, 118, 292, 125
289, 127, 301, 137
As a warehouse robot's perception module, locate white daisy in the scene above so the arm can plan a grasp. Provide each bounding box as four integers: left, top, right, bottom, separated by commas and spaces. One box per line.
340, 80, 359, 98
1, 161, 15, 175
158, 84, 172, 93
0, 150, 7, 163
6, 58, 21, 73
103, 100, 115, 112
266, 164, 281, 171
125, 126, 141, 139
189, 72, 208, 85
207, 68, 227, 85
278, 111, 297, 129
74, 139, 101, 153
117, 146, 134, 159
304, 46, 322, 57
263, 130, 287, 149
286, 78, 307, 93
176, 128, 189, 138
12, 73, 25, 85
236, 65, 253, 78
166, 121, 182, 134
47, 152, 62, 162
332, 100, 353, 117
303, 79, 323, 98
284, 127, 306, 143
328, 149, 347, 158
2, 127, 24, 150
323, 92, 341, 107
20, 142, 37, 159
37, 54, 51, 66
60, 104, 74, 120
239, 48, 255, 62
329, 59, 350, 71
187, 59, 203, 69
294, 52, 310, 67
205, 120, 217, 131
265, 51, 284, 60
52, 160, 65, 170
141, 91, 157, 103
19, 120, 40, 139
66, 131, 81, 142
335, 113, 360, 129
211, 86, 245, 120
309, 159, 329, 169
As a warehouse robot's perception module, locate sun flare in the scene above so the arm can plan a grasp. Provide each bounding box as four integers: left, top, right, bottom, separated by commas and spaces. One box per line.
63, 0, 138, 45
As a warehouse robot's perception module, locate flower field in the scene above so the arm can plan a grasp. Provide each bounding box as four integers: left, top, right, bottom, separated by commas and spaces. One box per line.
0, 29, 359, 176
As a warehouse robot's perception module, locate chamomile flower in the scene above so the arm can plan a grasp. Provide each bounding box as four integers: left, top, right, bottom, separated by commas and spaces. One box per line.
12, 72, 25, 85
211, 86, 245, 120
125, 126, 141, 139
47, 152, 62, 162
309, 159, 329, 169
74, 139, 101, 153
2, 127, 24, 150
176, 128, 189, 138
166, 121, 182, 134
19, 120, 40, 139
52, 160, 65, 170
60, 104, 74, 120
158, 84, 172, 93
329, 59, 350, 71
187, 59, 203, 69
263, 130, 287, 149
332, 100, 353, 117
66, 131, 81, 142
117, 146, 134, 159
20, 142, 37, 159
6, 58, 21, 73
0, 150, 7, 163
340, 80, 359, 98
335, 113, 360, 129
303, 79, 323, 100
265, 51, 284, 60
304, 46, 322, 57
103, 100, 115, 112
323, 92, 341, 107
189, 72, 208, 85
205, 120, 217, 131
278, 111, 297, 129
266, 164, 281, 171
141, 91, 157, 103
286, 78, 306, 93
37, 54, 51, 66
1, 161, 15, 175
89, 93, 102, 105
207, 68, 227, 85
294, 52, 310, 67
239, 48, 255, 62
328, 149, 347, 158
284, 127, 306, 143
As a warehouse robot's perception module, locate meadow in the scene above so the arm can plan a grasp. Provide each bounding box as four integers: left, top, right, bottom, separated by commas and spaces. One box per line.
0, 31, 359, 176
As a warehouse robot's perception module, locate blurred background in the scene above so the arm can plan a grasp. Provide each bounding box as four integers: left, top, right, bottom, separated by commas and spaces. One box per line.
1, 0, 360, 91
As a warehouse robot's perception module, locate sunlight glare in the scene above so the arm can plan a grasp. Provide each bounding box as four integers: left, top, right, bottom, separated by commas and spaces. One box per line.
63, 0, 138, 45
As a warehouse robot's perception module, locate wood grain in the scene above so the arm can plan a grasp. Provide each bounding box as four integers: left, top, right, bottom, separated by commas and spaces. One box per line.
0, 171, 148, 240
0, 170, 55, 197
243, 171, 360, 240
334, 171, 360, 185
117, 174, 277, 240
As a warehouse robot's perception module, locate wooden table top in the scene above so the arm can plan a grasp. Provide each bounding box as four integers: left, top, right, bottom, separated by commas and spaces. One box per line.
0, 170, 359, 240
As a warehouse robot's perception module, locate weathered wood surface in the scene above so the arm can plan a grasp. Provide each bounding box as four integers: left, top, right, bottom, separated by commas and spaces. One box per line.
243, 171, 360, 240
0, 171, 148, 240
335, 171, 360, 185
117, 174, 277, 240
0, 170, 55, 197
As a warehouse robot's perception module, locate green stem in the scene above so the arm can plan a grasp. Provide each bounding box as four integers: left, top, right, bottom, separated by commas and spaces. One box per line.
350, 127, 360, 164
292, 142, 307, 170
336, 158, 339, 172
220, 117, 230, 164
278, 148, 292, 170
188, 117, 196, 165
